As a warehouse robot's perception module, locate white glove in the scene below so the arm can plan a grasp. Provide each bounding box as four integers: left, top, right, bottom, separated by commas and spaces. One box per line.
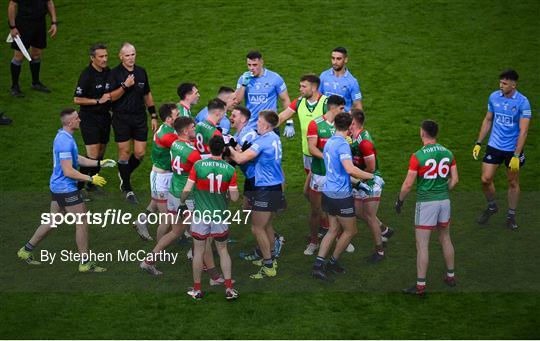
357, 182, 373, 196
99, 159, 117, 168
368, 175, 385, 189
283, 119, 295, 138
241, 71, 253, 86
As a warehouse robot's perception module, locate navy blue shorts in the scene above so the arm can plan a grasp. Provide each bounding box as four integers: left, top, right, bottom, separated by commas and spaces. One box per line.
322, 193, 355, 217
483, 145, 525, 168
252, 184, 285, 212
51, 190, 83, 207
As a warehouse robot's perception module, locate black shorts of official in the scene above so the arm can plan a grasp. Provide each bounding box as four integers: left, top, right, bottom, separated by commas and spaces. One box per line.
112, 113, 148, 142
80, 111, 111, 145
252, 184, 285, 212
11, 18, 47, 50
243, 177, 256, 204
483, 145, 525, 168
51, 190, 84, 207
322, 193, 355, 217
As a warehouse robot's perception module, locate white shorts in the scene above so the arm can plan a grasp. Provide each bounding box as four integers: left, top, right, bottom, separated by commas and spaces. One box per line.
353, 181, 383, 202
191, 220, 229, 241
303, 154, 312, 172
415, 199, 451, 230
166, 193, 194, 214
309, 174, 326, 192
150, 171, 172, 202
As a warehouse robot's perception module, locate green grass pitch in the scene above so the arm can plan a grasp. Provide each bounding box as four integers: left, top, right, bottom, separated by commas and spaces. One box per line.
1, 0, 539, 339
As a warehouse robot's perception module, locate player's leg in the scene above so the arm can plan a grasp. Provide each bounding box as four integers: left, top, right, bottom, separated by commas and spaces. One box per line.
414, 228, 431, 292
10, 49, 25, 96
306, 189, 322, 255
214, 228, 238, 299
478, 154, 500, 224
117, 140, 132, 191
251, 211, 273, 260
203, 238, 225, 284
331, 215, 357, 263
506, 167, 520, 230
363, 199, 385, 263
188, 236, 206, 299
18, 200, 64, 264
29, 47, 49, 92
438, 225, 455, 287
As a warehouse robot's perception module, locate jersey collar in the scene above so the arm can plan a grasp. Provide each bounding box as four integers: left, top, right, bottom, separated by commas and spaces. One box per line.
499, 89, 518, 99
330, 68, 350, 78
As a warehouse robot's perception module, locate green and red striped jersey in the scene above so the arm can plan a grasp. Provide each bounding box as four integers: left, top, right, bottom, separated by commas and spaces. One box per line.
169, 139, 201, 197
351, 129, 381, 176
188, 158, 237, 215
409, 143, 456, 202
151, 123, 177, 171
306, 115, 335, 176
194, 118, 222, 154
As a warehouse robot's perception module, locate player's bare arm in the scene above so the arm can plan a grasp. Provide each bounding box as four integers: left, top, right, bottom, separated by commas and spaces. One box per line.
342, 159, 374, 180
108, 74, 134, 102
8, 1, 19, 38
73, 95, 109, 106
144, 92, 158, 133
307, 136, 323, 159
448, 165, 459, 190
398, 170, 417, 201
277, 107, 295, 126
229, 148, 257, 164
279, 90, 291, 111
352, 100, 363, 111
47, 0, 57, 38
362, 155, 376, 173
514, 117, 530, 155
476, 111, 494, 144
60, 159, 95, 182
180, 179, 195, 203
234, 86, 246, 106
229, 187, 240, 202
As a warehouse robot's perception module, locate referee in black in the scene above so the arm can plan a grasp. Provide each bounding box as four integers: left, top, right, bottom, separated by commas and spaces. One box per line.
73, 43, 114, 193
107, 42, 158, 204
8, 0, 57, 97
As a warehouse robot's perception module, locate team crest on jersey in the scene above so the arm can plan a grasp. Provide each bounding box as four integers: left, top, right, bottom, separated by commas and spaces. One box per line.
95, 84, 103, 89
264, 82, 270, 88
138, 82, 145, 88
76, 87, 83, 95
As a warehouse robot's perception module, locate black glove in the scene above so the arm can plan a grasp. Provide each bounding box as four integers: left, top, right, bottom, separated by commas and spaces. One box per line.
395, 197, 404, 214
228, 137, 238, 149
178, 201, 188, 215
241, 141, 253, 152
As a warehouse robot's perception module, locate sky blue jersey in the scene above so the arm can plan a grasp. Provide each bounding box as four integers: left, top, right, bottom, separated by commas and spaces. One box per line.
248, 131, 283, 186
322, 135, 353, 198
487, 90, 532, 152
234, 126, 258, 179
237, 68, 287, 129
50, 129, 79, 193
319, 68, 362, 112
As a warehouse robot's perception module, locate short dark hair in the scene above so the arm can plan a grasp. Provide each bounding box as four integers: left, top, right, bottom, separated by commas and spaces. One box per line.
332, 47, 348, 56
233, 105, 251, 120
177, 82, 197, 100
89, 43, 107, 57
499, 69, 519, 82
60, 108, 77, 118
173, 116, 194, 134
421, 120, 439, 138
300, 74, 320, 87
350, 109, 365, 125
334, 112, 352, 131
159, 103, 177, 121
209, 135, 225, 156
217, 86, 234, 95
207, 98, 226, 112
260, 110, 279, 128
327, 95, 345, 108
246, 50, 262, 60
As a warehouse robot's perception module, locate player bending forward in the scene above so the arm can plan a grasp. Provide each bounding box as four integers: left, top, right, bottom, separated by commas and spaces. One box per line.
396, 120, 458, 296
182, 136, 240, 300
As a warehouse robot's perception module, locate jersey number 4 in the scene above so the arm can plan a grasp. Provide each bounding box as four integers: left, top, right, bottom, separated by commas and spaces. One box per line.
424, 157, 450, 179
